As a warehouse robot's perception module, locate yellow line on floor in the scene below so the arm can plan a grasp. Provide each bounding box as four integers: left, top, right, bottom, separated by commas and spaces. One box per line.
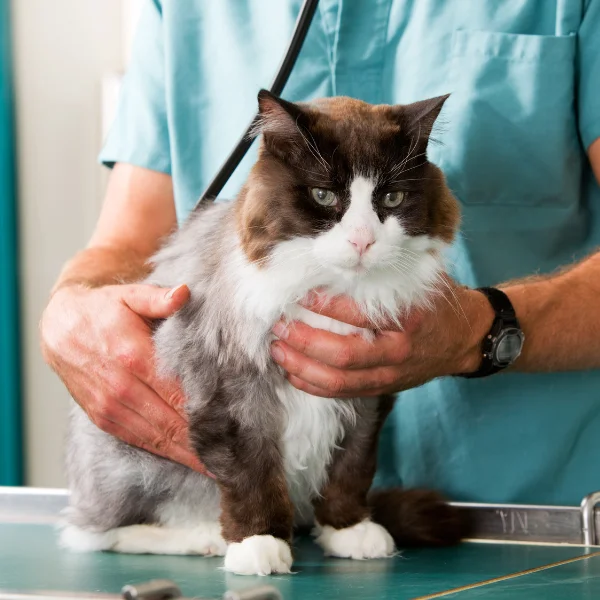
413, 549, 600, 599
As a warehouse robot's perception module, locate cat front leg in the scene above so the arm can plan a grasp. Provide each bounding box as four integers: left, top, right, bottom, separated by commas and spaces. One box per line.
219, 470, 294, 576
313, 396, 396, 560
189, 383, 294, 576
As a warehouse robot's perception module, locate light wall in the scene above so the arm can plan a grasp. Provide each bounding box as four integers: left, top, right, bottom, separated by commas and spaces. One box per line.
12, 0, 141, 486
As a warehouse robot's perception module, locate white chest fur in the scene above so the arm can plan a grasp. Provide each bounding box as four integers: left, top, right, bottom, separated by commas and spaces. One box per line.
277, 306, 359, 526
278, 383, 355, 525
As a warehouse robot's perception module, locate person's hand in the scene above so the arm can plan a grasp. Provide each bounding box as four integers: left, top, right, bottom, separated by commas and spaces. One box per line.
40, 282, 211, 475
270, 281, 494, 398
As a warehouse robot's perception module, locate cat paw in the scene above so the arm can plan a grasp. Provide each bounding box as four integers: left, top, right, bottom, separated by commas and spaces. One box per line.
223, 535, 293, 575
314, 520, 395, 560
186, 522, 228, 556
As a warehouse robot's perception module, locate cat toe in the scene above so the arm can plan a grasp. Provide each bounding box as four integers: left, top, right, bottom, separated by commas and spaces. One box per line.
223, 535, 293, 575
190, 522, 228, 556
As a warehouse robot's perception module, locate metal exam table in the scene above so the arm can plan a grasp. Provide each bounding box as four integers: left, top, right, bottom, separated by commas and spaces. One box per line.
3, 488, 600, 600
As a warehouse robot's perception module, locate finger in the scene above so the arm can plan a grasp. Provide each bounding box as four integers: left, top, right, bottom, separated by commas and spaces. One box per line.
300, 292, 375, 329
150, 376, 189, 420
271, 341, 398, 395
112, 334, 189, 421
286, 374, 384, 399
120, 283, 190, 319
273, 320, 408, 369
95, 404, 211, 475
108, 369, 192, 448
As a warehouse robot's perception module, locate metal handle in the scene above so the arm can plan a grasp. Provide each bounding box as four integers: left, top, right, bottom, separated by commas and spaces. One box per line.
581, 491, 600, 545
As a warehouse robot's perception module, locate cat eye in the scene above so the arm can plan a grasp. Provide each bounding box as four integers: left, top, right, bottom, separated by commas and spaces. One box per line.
381, 191, 405, 208
311, 187, 337, 207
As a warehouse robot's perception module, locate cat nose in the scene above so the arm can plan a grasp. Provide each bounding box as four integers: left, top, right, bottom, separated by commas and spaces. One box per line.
348, 232, 375, 256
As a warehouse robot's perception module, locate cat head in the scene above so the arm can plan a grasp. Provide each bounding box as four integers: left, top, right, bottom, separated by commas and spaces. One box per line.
235, 90, 460, 307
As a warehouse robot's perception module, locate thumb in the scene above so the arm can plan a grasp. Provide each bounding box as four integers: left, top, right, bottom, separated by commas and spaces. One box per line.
120, 283, 190, 319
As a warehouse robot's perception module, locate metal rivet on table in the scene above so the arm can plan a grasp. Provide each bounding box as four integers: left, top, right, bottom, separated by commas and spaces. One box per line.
121, 580, 182, 600
223, 586, 283, 600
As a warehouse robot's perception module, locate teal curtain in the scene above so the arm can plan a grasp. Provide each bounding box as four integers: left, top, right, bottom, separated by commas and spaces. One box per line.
0, 0, 23, 485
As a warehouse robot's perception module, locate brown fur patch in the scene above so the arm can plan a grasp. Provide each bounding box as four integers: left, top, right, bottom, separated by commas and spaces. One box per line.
313, 396, 395, 530
368, 488, 466, 547
426, 165, 461, 244
188, 375, 294, 544
219, 471, 294, 544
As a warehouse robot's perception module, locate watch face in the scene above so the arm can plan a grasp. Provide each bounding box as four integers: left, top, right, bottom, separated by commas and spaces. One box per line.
493, 328, 525, 366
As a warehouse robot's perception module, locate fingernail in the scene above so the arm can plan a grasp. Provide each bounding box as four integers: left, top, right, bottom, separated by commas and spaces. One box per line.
165, 284, 186, 300
300, 291, 317, 307
206, 470, 217, 480
272, 321, 289, 340
270, 343, 285, 363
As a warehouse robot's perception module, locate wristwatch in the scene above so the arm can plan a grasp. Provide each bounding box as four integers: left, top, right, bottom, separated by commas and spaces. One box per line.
460, 287, 525, 378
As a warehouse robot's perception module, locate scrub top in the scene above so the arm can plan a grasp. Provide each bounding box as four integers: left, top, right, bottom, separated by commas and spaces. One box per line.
100, 0, 600, 506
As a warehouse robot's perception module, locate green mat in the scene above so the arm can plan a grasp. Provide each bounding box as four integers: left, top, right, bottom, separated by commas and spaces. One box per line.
2, 524, 600, 599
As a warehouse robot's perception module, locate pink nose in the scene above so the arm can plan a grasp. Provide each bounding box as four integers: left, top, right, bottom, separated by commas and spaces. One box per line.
348, 233, 375, 256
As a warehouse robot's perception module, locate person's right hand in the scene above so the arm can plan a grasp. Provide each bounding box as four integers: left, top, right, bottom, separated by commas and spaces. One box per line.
40, 282, 211, 475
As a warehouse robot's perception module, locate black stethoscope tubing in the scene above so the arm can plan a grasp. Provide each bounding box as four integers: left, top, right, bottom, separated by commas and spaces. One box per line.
195, 0, 320, 208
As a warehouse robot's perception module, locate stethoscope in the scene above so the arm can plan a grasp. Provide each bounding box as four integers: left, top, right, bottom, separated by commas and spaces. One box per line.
196, 0, 320, 207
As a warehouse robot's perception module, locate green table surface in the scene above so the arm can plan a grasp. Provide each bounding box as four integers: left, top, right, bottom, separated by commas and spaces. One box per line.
2, 524, 600, 599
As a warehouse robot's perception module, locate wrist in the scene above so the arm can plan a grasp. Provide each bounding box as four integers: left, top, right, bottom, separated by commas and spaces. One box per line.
454, 288, 495, 375
499, 277, 560, 371
51, 246, 150, 297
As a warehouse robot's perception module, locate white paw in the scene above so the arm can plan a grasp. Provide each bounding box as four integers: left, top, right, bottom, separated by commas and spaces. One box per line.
59, 524, 117, 552
184, 522, 228, 556
60, 522, 227, 556
314, 520, 395, 560
112, 522, 228, 556
224, 535, 293, 576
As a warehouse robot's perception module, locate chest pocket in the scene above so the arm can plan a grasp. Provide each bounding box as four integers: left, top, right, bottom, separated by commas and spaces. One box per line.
435, 30, 580, 208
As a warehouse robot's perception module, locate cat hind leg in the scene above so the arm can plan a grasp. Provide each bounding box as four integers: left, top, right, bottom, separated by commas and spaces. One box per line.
59, 522, 227, 556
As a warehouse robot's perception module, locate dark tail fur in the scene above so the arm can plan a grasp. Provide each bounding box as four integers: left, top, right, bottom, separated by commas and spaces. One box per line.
369, 488, 467, 547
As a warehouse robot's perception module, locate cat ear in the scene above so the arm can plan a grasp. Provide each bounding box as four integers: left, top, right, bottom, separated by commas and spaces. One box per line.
399, 94, 450, 141
253, 89, 307, 139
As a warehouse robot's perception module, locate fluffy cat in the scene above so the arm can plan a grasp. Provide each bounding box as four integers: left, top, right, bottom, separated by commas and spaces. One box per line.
61, 90, 463, 576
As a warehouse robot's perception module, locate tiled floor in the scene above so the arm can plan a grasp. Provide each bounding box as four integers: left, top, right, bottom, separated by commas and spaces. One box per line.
1, 524, 599, 599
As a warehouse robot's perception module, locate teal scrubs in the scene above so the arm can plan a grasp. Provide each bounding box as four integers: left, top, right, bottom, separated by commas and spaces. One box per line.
101, 0, 600, 506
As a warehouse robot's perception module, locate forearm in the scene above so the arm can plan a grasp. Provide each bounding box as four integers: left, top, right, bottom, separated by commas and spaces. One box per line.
52, 164, 176, 295
500, 251, 600, 372
52, 245, 152, 295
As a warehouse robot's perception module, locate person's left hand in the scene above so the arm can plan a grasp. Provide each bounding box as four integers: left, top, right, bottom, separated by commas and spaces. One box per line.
270, 280, 495, 398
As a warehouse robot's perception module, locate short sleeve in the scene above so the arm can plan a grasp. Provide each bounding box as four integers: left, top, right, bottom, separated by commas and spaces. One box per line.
578, 0, 600, 150
99, 0, 171, 174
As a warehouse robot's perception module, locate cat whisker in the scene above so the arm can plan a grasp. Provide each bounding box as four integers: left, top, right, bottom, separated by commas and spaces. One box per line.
295, 120, 331, 173
391, 150, 427, 176
294, 164, 330, 179
391, 132, 423, 173
387, 177, 439, 184
433, 274, 472, 332
391, 160, 429, 178
431, 286, 462, 320
307, 129, 332, 171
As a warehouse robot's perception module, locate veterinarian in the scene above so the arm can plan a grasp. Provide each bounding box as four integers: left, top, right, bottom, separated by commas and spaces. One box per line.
41, 1, 600, 506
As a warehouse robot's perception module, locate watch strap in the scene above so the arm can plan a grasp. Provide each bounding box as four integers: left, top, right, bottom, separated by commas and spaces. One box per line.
478, 287, 519, 326
459, 287, 521, 379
